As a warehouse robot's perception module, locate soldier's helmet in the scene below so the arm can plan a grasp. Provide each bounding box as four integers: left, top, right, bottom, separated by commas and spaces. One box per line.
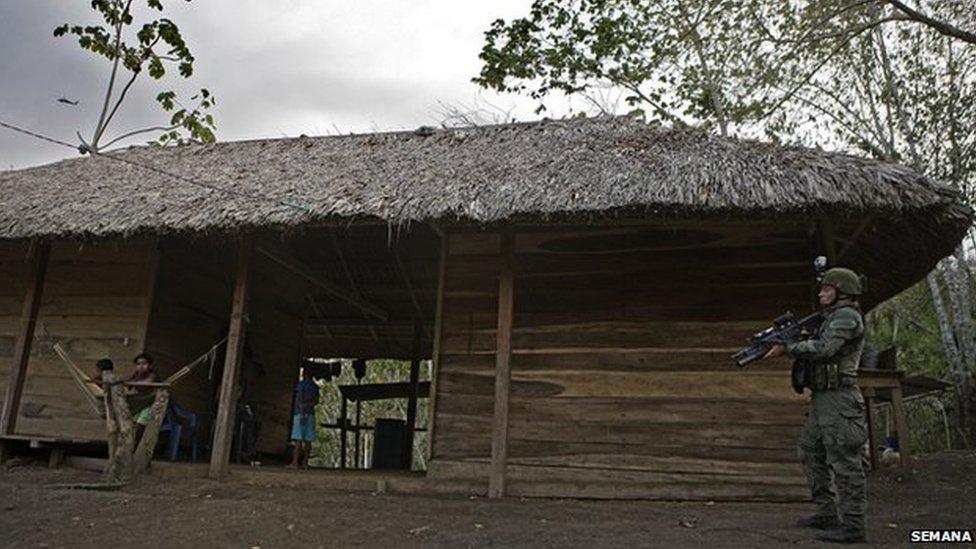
820, 267, 863, 296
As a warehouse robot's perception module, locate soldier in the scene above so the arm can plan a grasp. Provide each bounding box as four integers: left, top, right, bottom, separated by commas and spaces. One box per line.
764, 267, 869, 544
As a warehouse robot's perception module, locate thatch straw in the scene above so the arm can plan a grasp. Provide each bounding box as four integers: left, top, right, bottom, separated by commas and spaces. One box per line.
0, 116, 970, 240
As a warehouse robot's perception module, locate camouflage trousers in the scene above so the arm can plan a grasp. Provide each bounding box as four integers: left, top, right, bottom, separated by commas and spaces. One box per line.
797, 386, 868, 531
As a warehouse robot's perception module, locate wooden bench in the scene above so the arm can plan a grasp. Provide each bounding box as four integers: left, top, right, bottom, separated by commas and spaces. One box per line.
859, 368, 949, 473
0, 434, 93, 468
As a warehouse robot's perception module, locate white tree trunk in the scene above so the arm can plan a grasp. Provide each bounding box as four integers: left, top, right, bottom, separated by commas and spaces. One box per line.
929, 269, 975, 441
945, 250, 976, 369
928, 271, 963, 372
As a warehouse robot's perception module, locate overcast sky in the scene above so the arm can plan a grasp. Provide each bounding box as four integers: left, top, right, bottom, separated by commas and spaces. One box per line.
0, 1, 591, 170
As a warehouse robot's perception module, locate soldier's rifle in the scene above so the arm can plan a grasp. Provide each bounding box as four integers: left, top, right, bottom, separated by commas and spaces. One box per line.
731, 311, 823, 368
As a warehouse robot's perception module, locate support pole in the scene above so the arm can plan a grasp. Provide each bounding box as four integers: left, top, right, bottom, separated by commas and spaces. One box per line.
1, 241, 51, 437
208, 238, 252, 479
425, 232, 448, 464
863, 388, 881, 471
340, 396, 348, 468
489, 232, 515, 498
355, 389, 362, 468
890, 383, 912, 472
403, 321, 422, 469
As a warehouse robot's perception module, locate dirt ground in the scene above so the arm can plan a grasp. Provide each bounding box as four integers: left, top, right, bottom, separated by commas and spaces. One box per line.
1, 451, 974, 548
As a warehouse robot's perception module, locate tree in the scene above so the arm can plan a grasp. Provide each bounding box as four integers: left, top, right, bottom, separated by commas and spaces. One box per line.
474, 0, 774, 137
54, 0, 216, 153
100, 370, 171, 483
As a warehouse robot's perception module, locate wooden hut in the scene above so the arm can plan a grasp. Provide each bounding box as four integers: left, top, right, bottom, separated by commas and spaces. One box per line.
0, 117, 970, 500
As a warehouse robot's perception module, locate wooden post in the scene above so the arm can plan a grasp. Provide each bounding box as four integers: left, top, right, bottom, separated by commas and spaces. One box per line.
1, 241, 51, 437
208, 238, 252, 479
354, 388, 362, 468
863, 387, 880, 471
489, 232, 515, 498
425, 231, 448, 464
890, 384, 912, 472
403, 321, 422, 469
339, 396, 348, 468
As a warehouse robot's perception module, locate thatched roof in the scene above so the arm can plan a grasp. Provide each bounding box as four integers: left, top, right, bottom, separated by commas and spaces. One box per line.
0, 116, 970, 241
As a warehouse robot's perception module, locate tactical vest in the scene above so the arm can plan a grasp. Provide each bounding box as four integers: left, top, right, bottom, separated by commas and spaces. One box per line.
804, 305, 865, 391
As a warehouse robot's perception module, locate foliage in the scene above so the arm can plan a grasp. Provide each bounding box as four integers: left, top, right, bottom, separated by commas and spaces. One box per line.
868, 279, 952, 379
308, 358, 431, 471
750, 0, 976, 201
53, 0, 216, 151
475, 0, 772, 135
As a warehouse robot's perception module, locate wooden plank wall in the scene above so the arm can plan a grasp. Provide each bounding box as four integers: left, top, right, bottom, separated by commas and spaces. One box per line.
0, 240, 156, 441
428, 225, 816, 500
0, 241, 30, 421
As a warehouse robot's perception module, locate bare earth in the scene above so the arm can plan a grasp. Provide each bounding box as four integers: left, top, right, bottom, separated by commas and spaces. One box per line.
2, 451, 974, 548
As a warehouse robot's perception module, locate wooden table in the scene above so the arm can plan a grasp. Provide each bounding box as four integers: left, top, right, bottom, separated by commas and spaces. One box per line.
857, 369, 910, 471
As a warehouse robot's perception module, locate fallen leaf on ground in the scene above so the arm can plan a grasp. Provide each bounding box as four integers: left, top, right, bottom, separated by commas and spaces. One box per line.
409, 525, 432, 535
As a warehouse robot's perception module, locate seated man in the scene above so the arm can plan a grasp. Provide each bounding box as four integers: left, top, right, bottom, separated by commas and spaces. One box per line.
289, 369, 319, 469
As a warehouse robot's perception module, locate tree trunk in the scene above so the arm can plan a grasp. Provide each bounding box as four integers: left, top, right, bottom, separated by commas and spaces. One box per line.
928, 270, 975, 443
132, 389, 170, 474
103, 372, 135, 482
945, 250, 976, 367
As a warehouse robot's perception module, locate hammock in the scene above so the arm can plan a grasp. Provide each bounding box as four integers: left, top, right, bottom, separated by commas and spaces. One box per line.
53, 338, 227, 417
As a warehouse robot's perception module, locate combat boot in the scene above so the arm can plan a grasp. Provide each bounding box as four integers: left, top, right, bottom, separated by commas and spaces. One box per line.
816, 525, 866, 544
795, 514, 842, 529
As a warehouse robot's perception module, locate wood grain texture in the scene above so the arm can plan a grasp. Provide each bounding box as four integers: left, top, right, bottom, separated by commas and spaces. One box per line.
209, 239, 252, 479
1, 242, 49, 435
489, 232, 514, 498
0, 241, 156, 441
430, 225, 815, 499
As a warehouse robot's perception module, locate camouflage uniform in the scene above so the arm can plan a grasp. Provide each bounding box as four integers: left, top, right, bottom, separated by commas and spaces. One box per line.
787, 303, 868, 533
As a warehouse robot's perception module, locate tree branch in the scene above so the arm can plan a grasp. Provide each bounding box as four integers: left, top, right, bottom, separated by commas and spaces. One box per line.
883, 0, 976, 45
759, 18, 890, 122
100, 71, 140, 135
101, 125, 178, 149
101, 35, 161, 132
90, 0, 134, 150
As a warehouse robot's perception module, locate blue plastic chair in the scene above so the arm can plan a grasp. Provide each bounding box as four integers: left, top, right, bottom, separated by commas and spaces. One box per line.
160, 402, 198, 461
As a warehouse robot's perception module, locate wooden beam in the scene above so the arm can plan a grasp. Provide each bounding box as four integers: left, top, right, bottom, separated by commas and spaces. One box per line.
304, 318, 418, 330
403, 322, 422, 469
0, 241, 51, 436
329, 231, 379, 341
863, 388, 880, 471
305, 295, 333, 339
393, 248, 431, 340
208, 238, 253, 479
255, 244, 388, 321
890, 383, 912, 472
426, 232, 448, 464
489, 232, 515, 498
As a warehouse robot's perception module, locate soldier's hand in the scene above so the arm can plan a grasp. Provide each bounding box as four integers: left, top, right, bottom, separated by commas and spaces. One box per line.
763, 343, 786, 359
